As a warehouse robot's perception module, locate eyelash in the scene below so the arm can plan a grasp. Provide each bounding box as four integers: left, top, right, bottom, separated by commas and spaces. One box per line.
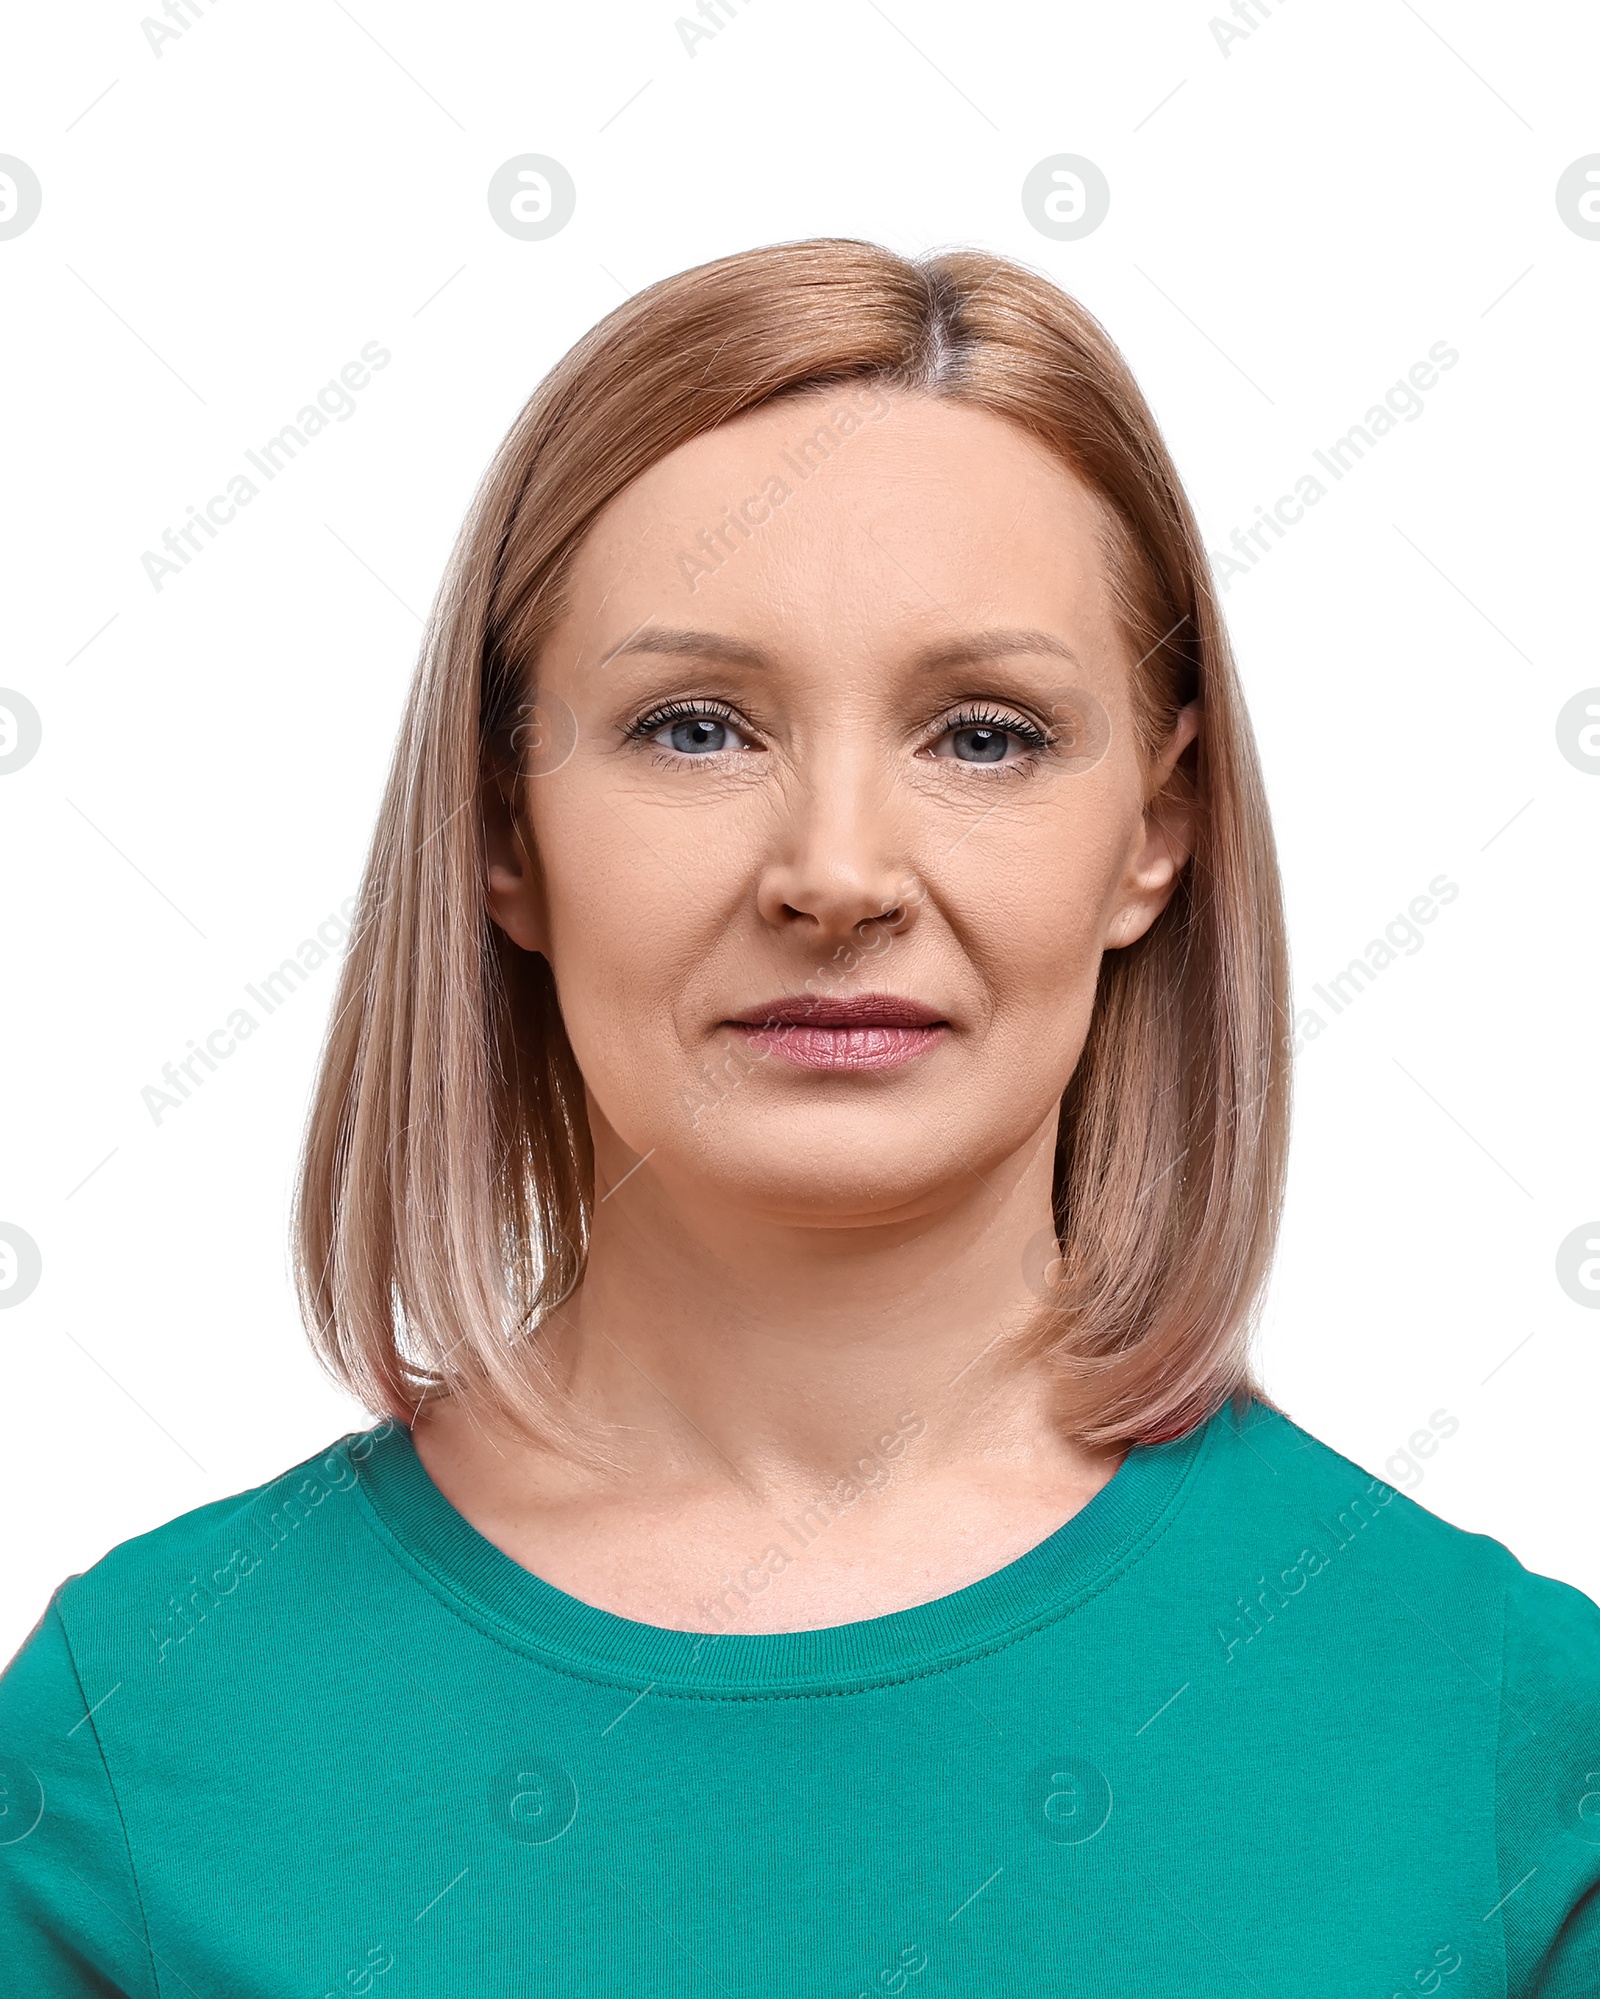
626, 697, 756, 749
931, 704, 1053, 757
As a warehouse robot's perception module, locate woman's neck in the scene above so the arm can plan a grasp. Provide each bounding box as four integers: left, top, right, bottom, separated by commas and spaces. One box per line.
409, 1110, 1127, 1632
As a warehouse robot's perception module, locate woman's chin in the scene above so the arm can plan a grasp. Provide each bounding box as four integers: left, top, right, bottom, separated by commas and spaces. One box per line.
628, 1120, 1011, 1231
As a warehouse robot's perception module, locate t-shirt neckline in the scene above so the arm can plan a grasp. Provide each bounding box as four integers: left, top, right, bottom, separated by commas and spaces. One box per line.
351, 1403, 1225, 1698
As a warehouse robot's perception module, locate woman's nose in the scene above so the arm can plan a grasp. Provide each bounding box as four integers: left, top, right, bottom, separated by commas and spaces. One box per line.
754, 763, 918, 946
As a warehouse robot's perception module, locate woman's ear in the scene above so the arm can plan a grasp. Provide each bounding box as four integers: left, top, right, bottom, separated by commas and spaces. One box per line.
1103, 699, 1202, 951
481, 751, 547, 955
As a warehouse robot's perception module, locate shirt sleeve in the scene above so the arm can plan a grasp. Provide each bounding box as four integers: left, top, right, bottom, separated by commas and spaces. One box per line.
1496, 1556, 1600, 1996
0, 1594, 158, 1997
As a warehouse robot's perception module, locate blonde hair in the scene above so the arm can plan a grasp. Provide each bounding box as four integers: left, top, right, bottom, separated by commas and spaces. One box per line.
295, 238, 1290, 1452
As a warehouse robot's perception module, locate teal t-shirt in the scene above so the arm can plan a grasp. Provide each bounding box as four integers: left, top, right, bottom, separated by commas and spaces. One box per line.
4, 1397, 1599, 1995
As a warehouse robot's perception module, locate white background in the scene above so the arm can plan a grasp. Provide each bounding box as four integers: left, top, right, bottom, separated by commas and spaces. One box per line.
2, 0, 1596, 1661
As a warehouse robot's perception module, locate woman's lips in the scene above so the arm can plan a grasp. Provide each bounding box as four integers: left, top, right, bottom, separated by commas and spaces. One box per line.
724, 994, 948, 1072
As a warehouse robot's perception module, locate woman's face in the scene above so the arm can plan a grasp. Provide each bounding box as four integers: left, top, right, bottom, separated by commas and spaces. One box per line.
488, 388, 1197, 1227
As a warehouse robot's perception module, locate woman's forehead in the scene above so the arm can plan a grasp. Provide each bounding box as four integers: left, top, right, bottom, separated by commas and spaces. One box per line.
553, 393, 1123, 670
581, 389, 1095, 539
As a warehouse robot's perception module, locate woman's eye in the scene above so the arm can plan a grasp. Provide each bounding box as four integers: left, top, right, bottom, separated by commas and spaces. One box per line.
641, 709, 754, 756
661, 716, 730, 755
929, 717, 1045, 765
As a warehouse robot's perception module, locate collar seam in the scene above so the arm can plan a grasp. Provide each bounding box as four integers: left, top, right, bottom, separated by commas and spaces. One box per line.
346, 1416, 1218, 1702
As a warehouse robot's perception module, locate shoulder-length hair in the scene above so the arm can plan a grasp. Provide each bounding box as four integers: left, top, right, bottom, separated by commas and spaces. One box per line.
295, 237, 1290, 1454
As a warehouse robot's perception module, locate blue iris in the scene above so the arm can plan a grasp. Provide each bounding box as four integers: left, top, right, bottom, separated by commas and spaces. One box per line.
670, 718, 729, 754
951, 725, 1008, 763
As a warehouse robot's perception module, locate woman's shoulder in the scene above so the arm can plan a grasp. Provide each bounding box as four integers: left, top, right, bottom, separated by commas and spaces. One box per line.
1214, 1402, 1600, 1991
1208, 1397, 1600, 1648
7, 1420, 398, 1686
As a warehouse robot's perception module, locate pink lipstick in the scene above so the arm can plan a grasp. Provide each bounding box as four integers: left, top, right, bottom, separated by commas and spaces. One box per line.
725, 993, 948, 1072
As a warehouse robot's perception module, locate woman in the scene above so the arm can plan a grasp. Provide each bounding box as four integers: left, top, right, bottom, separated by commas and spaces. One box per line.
3, 240, 1596, 1994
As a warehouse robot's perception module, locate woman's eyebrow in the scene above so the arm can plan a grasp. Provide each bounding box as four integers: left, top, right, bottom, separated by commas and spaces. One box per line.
912, 630, 1083, 670
599, 626, 1082, 671
600, 627, 771, 670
